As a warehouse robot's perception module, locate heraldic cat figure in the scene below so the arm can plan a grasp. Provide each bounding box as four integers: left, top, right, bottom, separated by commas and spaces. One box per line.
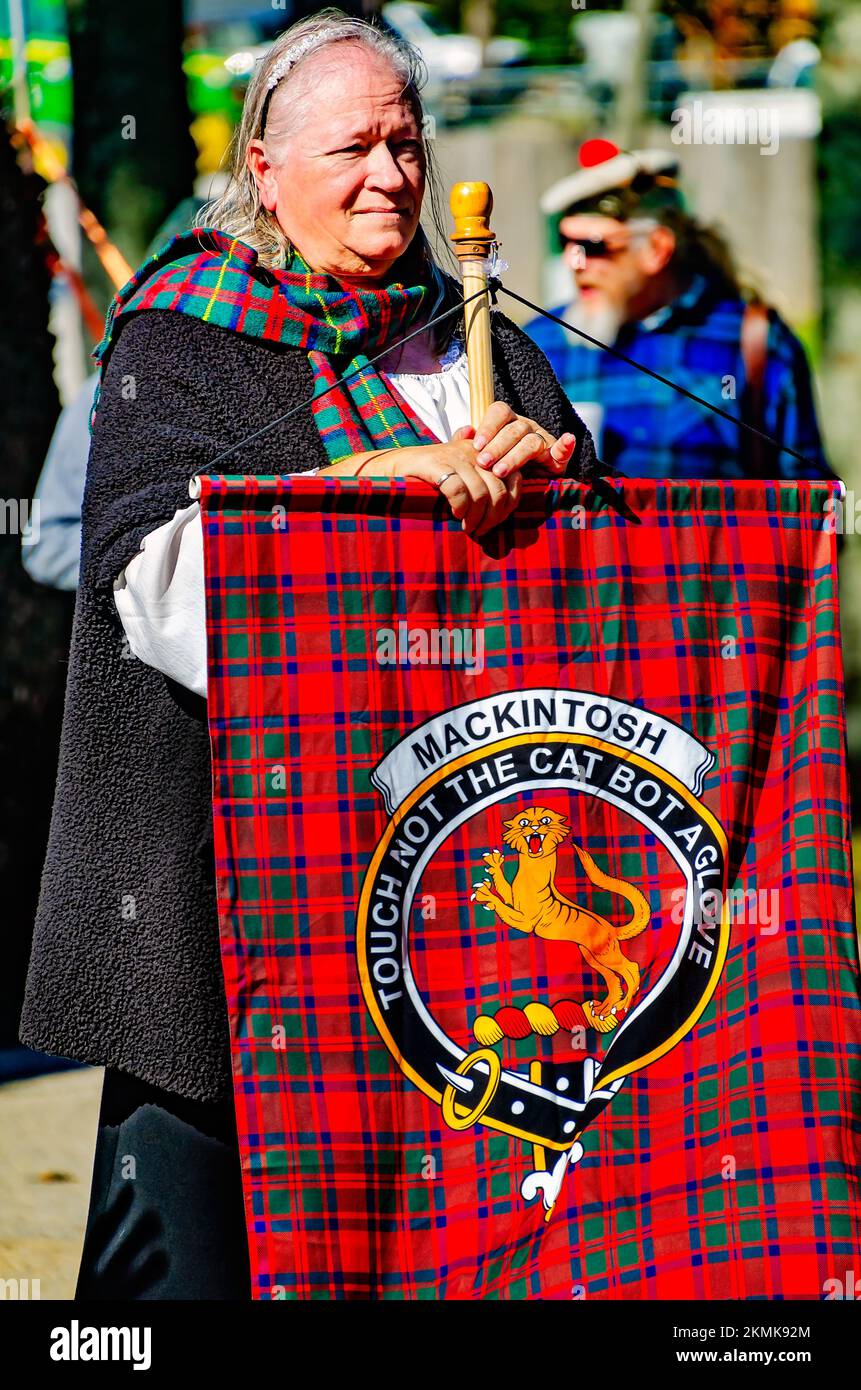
471, 806, 651, 1019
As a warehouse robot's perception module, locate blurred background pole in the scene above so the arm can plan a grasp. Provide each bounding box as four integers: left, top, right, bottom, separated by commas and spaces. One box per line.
463, 0, 497, 64
616, 0, 656, 148
8, 0, 30, 125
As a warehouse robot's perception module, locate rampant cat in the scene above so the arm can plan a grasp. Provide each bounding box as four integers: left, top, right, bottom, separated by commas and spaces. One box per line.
471, 805, 651, 1019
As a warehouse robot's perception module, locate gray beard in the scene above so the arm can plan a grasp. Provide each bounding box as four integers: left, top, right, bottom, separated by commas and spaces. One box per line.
565, 298, 625, 351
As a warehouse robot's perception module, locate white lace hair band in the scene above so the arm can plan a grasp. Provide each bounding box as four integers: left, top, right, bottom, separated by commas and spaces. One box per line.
265, 29, 341, 93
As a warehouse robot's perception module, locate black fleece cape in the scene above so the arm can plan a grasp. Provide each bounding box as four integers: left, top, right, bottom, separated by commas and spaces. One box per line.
19, 300, 605, 1102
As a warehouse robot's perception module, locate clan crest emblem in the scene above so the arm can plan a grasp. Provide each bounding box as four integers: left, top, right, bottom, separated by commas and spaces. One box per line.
356, 687, 729, 1217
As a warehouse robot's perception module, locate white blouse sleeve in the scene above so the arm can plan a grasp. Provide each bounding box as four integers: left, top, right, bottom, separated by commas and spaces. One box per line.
113, 467, 322, 699
113, 502, 209, 699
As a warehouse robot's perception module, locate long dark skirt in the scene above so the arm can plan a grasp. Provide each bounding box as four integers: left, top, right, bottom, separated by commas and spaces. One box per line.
75, 1067, 251, 1300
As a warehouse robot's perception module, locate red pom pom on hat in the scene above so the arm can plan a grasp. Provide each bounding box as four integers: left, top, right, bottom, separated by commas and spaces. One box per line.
578, 138, 621, 169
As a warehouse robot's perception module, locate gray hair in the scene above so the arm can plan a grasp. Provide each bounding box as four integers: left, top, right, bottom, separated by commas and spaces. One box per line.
199, 7, 452, 276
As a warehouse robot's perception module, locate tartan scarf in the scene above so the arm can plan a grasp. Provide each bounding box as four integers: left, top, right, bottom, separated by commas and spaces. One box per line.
92, 226, 448, 461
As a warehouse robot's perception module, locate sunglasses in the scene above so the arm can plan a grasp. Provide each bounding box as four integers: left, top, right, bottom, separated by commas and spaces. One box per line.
558, 234, 629, 259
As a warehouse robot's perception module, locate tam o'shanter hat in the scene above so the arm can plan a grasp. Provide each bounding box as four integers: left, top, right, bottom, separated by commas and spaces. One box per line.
541, 139, 683, 221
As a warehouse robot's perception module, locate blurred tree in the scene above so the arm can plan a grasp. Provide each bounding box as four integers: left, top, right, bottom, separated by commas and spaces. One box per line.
67, 0, 197, 273
437, 0, 823, 70
814, 2, 861, 291
0, 113, 74, 1052
665, 0, 817, 65
436, 0, 578, 63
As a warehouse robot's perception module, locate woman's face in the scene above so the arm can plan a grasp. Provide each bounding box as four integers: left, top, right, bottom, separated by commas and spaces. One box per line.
248, 46, 426, 284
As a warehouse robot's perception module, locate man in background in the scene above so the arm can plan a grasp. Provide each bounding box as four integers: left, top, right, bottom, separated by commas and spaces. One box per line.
525, 140, 833, 482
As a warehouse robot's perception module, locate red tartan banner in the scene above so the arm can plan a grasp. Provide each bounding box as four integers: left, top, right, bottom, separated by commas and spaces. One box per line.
191, 473, 861, 1300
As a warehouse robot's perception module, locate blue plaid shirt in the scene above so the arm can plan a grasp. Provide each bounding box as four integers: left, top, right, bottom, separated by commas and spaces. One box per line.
524, 275, 833, 481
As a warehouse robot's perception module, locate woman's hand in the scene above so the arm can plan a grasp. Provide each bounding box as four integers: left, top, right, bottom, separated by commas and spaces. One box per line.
381, 426, 523, 538
322, 400, 576, 536
470, 402, 578, 479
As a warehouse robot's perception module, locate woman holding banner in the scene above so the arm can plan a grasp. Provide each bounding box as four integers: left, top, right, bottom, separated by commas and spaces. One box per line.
19, 10, 604, 1299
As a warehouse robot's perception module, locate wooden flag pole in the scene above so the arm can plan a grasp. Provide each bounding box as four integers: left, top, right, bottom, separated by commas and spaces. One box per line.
449, 181, 497, 429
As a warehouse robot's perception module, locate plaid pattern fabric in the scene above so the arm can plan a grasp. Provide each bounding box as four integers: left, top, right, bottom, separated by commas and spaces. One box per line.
92, 227, 443, 460
195, 472, 861, 1300
524, 275, 832, 481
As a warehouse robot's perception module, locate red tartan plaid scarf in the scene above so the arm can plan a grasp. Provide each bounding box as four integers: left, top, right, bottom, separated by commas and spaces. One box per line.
92, 226, 448, 461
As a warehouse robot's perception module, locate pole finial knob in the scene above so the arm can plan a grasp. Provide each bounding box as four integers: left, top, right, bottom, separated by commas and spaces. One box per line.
449, 181, 495, 256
